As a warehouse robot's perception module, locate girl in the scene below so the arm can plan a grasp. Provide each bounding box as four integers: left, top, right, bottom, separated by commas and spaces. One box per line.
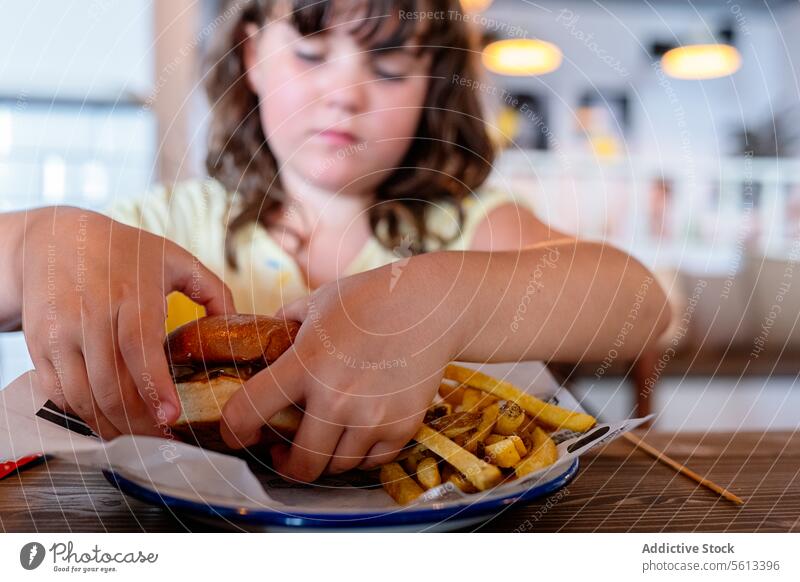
20, 0, 670, 482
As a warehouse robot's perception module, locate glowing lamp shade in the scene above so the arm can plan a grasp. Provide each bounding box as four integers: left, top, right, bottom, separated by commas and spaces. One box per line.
460, 0, 493, 12
482, 39, 562, 77
661, 44, 741, 80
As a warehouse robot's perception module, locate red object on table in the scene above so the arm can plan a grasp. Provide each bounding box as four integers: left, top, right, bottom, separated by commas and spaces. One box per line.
0, 455, 45, 480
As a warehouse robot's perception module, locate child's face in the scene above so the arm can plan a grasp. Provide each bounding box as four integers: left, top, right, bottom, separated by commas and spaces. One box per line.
244, 10, 432, 196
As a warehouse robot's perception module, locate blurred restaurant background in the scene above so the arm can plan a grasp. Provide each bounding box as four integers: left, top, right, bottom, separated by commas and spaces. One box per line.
1, 0, 799, 431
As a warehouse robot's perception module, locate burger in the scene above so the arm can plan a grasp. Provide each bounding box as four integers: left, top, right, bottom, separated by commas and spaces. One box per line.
165, 314, 302, 454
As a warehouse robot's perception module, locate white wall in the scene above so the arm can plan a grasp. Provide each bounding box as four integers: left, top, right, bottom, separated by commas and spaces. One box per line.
0, 0, 154, 101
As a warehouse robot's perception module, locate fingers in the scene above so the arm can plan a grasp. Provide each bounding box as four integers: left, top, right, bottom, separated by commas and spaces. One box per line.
59, 351, 121, 440
220, 353, 305, 448
29, 355, 68, 411
270, 407, 344, 483
358, 438, 412, 471
165, 243, 234, 316
116, 299, 180, 424
28, 334, 118, 439
274, 294, 310, 322
325, 428, 375, 475
83, 317, 166, 437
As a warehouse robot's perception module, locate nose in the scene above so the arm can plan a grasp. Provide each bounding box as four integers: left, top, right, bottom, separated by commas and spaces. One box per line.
320, 53, 368, 115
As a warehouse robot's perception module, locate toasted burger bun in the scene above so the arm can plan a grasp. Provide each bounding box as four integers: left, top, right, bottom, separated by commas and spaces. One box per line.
171, 375, 301, 454
166, 315, 301, 455
166, 314, 300, 368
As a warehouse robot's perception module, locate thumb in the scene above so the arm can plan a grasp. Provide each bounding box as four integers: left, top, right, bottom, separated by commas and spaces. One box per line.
165, 243, 235, 316
274, 294, 311, 323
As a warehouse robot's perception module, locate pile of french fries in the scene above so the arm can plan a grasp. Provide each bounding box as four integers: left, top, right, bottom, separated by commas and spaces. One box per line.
379, 364, 597, 505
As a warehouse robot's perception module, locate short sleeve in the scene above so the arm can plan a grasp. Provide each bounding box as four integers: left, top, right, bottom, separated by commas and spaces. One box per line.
104, 182, 171, 238
102, 179, 235, 330
428, 187, 532, 251
102, 179, 231, 274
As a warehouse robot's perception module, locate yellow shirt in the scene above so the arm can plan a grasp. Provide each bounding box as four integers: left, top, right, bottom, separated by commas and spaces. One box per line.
105, 178, 527, 331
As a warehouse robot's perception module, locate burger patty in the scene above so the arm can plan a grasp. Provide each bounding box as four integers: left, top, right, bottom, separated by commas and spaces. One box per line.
170, 364, 264, 384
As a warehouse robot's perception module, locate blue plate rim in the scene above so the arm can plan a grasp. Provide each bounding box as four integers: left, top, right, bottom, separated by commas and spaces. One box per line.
102, 458, 579, 529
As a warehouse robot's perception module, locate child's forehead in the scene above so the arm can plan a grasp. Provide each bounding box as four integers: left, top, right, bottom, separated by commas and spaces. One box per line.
272, 0, 432, 49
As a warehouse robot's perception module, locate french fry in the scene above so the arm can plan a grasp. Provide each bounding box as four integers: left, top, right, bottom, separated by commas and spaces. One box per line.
518, 414, 537, 437
401, 443, 429, 473
485, 434, 505, 446
445, 364, 596, 432
416, 457, 441, 490
461, 387, 499, 413
451, 432, 470, 448
464, 403, 499, 453
378, 367, 583, 505
380, 462, 425, 505
424, 402, 452, 423
509, 434, 527, 457
484, 438, 521, 468
438, 382, 466, 406
441, 465, 477, 493
516, 431, 533, 454
514, 426, 558, 478
460, 388, 482, 412
427, 412, 481, 438
495, 402, 524, 435
450, 472, 477, 493
414, 425, 502, 491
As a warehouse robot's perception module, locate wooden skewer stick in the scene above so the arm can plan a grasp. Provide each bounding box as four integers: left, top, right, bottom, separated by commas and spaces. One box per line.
623, 432, 745, 506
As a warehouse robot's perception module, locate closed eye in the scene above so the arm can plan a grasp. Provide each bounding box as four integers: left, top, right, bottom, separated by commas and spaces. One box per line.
295, 50, 324, 63
293, 33, 326, 64
371, 47, 422, 82
374, 68, 409, 81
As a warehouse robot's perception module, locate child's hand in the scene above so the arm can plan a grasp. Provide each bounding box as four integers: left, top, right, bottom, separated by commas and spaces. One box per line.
220, 256, 463, 482
20, 207, 233, 439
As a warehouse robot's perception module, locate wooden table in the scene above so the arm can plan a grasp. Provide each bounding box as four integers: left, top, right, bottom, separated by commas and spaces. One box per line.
1, 431, 797, 532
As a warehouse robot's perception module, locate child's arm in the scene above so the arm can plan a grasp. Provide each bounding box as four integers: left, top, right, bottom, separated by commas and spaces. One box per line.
409, 242, 670, 364
454, 201, 671, 362
0, 206, 233, 438
0, 211, 30, 331
220, 219, 670, 483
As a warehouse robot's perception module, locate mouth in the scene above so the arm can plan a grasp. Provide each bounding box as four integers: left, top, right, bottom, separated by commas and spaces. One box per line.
315, 129, 359, 146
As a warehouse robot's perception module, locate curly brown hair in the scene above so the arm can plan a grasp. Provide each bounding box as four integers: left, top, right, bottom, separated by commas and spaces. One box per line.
204, 0, 495, 268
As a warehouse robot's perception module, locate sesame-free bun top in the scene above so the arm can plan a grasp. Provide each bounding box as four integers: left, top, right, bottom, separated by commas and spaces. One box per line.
166, 314, 300, 368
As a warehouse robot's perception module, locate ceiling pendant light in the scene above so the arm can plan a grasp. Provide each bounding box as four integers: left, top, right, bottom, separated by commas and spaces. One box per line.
482, 39, 563, 77
661, 43, 741, 80
460, 0, 493, 12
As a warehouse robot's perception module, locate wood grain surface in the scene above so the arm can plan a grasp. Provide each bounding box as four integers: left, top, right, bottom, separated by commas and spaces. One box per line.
1, 431, 797, 532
